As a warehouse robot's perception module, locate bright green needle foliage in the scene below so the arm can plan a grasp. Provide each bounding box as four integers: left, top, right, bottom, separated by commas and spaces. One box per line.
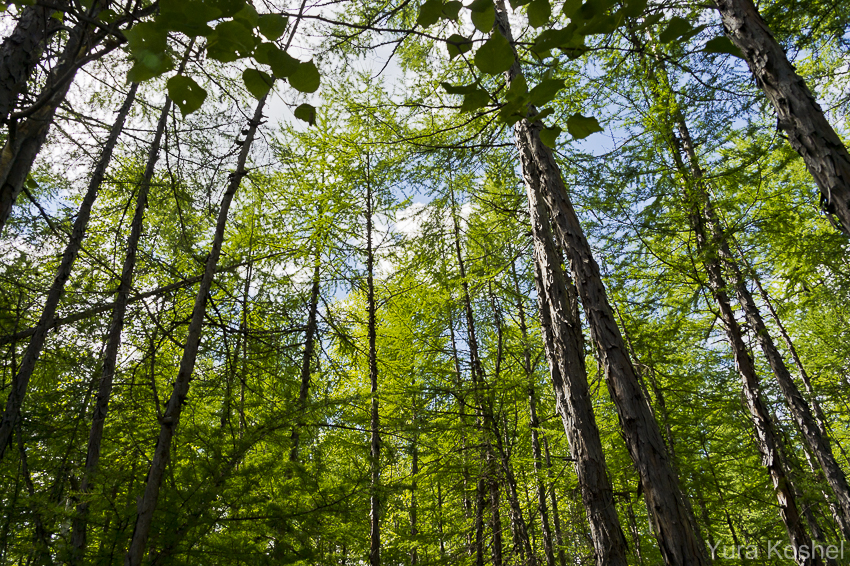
474, 32, 515, 75
242, 69, 274, 99
166, 75, 207, 115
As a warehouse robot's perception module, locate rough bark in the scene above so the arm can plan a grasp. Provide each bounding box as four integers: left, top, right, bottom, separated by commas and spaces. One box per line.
0, 83, 137, 462
713, 0, 850, 234
0, 0, 113, 236
527, 179, 628, 566
677, 115, 850, 541
492, 3, 707, 561
123, 95, 267, 566
0, 3, 62, 123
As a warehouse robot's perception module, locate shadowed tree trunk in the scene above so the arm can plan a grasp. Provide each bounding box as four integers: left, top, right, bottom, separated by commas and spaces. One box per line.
123, 95, 267, 566
290, 253, 321, 463
365, 153, 381, 566
712, 0, 850, 234
0, 83, 137, 462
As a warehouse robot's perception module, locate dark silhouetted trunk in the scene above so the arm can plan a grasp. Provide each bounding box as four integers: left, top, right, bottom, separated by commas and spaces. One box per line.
366, 155, 381, 566
290, 254, 321, 462
123, 95, 267, 566
0, 83, 137, 462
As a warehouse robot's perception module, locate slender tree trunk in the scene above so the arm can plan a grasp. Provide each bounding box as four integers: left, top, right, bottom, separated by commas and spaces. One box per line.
0, 3, 63, 124
290, 254, 321, 462
667, 118, 817, 566
712, 0, 850, 234
677, 116, 850, 540
410, 416, 419, 566
70, 43, 196, 559
526, 134, 629, 565
513, 262, 556, 566
366, 155, 381, 566
123, 95, 267, 566
491, 4, 709, 563
0, 83, 137, 461
0, 0, 114, 236
490, 477, 505, 566
543, 438, 567, 566
475, 477, 486, 566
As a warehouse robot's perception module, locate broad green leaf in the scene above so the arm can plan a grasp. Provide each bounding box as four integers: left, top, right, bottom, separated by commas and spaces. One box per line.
460, 89, 490, 112
470, 1, 495, 32
288, 60, 320, 93
234, 3, 259, 26
580, 14, 617, 35
566, 113, 602, 139
124, 21, 168, 57
243, 68, 274, 99
540, 125, 561, 147
527, 0, 550, 28
532, 107, 554, 121
258, 14, 288, 41
97, 8, 117, 21
532, 25, 577, 52
159, 0, 220, 35
50, 10, 63, 20
441, 82, 480, 94
206, 20, 255, 62
506, 75, 528, 100
703, 36, 743, 58
619, 0, 646, 19
442, 0, 462, 20
127, 53, 174, 82
268, 47, 300, 77
474, 32, 514, 75
294, 103, 316, 125
446, 34, 473, 59
208, 0, 244, 17
562, 0, 581, 18
25, 175, 38, 189
167, 75, 207, 116
659, 16, 692, 43
417, 0, 443, 27
498, 97, 526, 124
528, 78, 564, 106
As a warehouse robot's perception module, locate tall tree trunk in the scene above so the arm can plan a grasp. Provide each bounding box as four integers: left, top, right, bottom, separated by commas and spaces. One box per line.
123, 95, 267, 566
71, 44, 196, 560
366, 154, 381, 566
0, 3, 62, 124
491, 4, 709, 563
526, 175, 628, 566
543, 438, 567, 566
666, 114, 817, 565
677, 115, 850, 540
512, 262, 556, 566
290, 254, 321, 463
0, 83, 137, 461
0, 0, 114, 236
712, 0, 850, 234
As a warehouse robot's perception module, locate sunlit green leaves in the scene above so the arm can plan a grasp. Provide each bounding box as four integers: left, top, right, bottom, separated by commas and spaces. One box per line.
243, 68, 274, 99
289, 60, 321, 93
167, 75, 207, 116
528, 79, 564, 106
441, 82, 480, 94
566, 113, 603, 139
474, 32, 514, 75
294, 103, 316, 125
258, 14, 288, 41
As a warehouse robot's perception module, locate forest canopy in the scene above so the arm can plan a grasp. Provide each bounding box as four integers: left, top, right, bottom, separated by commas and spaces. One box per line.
0, 0, 849, 564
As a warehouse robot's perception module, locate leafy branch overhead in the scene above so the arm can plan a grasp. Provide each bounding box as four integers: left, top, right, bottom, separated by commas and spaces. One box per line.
123, 0, 319, 120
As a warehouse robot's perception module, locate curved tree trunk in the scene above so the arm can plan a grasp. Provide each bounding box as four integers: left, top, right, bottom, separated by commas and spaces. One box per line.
713, 0, 850, 234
